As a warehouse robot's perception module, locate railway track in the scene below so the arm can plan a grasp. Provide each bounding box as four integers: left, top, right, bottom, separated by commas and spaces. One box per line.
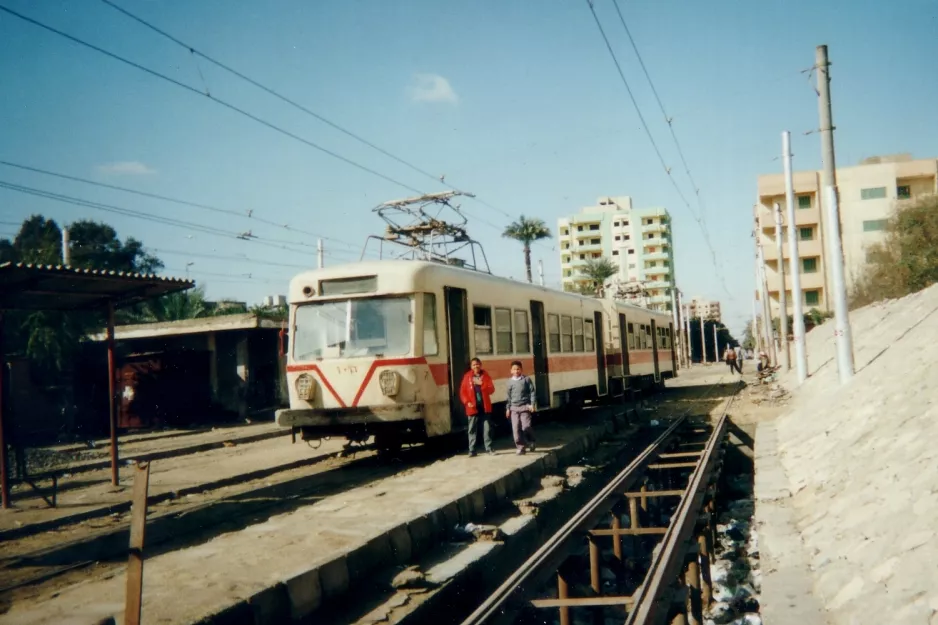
460, 382, 737, 625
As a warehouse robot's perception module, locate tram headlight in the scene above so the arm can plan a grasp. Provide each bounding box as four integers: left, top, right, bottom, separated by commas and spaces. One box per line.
378, 370, 401, 397
295, 373, 316, 401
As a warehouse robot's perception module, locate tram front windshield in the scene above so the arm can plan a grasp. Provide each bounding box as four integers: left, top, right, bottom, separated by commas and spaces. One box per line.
293, 296, 413, 360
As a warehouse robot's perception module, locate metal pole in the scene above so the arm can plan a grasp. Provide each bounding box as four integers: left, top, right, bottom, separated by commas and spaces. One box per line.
758, 243, 777, 366
773, 202, 790, 370
317, 239, 324, 269
683, 303, 691, 365
783, 130, 809, 384
538, 259, 545, 286
712, 322, 719, 366
671, 289, 681, 368
61, 226, 71, 266
751, 298, 760, 354
107, 301, 120, 486
698, 316, 705, 364
0, 311, 9, 509
816, 44, 854, 384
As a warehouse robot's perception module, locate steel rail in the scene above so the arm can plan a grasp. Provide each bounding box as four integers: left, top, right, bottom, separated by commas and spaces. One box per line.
624, 401, 733, 624
460, 415, 687, 625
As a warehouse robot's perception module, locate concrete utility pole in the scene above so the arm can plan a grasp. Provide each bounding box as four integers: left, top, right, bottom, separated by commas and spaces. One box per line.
712, 322, 719, 366
683, 303, 691, 365
751, 298, 760, 353
783, 130, 809, 384
317, 239, 324, 269
816, 44, 855, 384
538, 260, 545, 286
698, 316, 706, 364
61, 226, 71, 266
671, 289, 681, 368
757, 242, 777, 366
773, 202, 790, 371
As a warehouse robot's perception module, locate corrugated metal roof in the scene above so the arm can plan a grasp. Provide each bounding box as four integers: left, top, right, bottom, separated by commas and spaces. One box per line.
88, 313, 282, 341
0, 262, 194, 311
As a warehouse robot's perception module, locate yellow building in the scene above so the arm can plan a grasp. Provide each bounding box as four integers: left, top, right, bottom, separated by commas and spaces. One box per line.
755, 154, 937, 316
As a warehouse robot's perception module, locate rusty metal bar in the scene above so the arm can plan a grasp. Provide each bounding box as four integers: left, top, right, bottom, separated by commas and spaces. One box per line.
590, 527, 668, 536
557, 572, 571, 625
648, 462, 698, 470
532, 596, 635, 608
658, 451, 702, 459
624, 413, 728, 625
124, 461, 151, 625
0, 310, 9, 509
460, 417, 687, 625
107, 301, 119, 487
588, 537, 601, 593
624, 489, 685, 498
611, 513, 622, 562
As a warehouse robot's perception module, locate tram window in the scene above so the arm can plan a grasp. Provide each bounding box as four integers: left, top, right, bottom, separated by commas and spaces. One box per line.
423, 294, 439, 356
473, 306, 493, 355
641, 325, 648, 349
627, 323, 635, 350
561, 315, 573, 352
547, 313, 561, 352
495, 308, 513, 354
584, 319, 595, 351
573, 317, 584, 352
514, 310, 531, 353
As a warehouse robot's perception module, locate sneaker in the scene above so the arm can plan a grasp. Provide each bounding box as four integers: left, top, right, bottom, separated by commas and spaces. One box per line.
487, 450, 496, 456
469, 451, 477, 457
516, 448, 526, 455
529, 442, 536, 452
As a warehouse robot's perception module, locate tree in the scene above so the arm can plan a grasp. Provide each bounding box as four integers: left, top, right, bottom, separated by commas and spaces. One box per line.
578, 257, 618, 296
0, 215, 165, 375
850, 194, 938, 308
502, 215, 552, 283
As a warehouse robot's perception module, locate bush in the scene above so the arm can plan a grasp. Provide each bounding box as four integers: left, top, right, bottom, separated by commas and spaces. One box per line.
850, 194, 938, 308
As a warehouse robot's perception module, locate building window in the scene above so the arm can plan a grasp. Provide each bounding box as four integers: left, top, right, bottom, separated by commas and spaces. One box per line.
573, 317, 585, 352
514, 310, 530, 353
622, 221, 629, 227
799, 227, 813, 241
589, 224, 600, 231
494, 307, 513, 353
863, 219, 888, 232
615, 235, 621, 241
797, 195, 812, 209
623, 235, 630, 241
579, 254, 586, 260
804, 290, 820, 306
577, 226, 583, 231
547, 313, 561, 352
560, 315, 573, 352
802, 258, 818, 273
860, 187, 887, 200
628, 249, 634, 254
628, 263, 636, 269
591, 238, 601, 245
897, 185, 911, 199
423, 294, 439, 356
584, 319, 594, 351
612, 250, 619, 255
473, 306, 493, 354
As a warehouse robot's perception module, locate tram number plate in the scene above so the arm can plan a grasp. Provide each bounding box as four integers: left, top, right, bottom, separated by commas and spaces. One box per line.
336, 365, 359, 374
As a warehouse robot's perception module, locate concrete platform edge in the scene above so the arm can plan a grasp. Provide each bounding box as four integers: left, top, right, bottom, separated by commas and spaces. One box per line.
753, 420, 829, 625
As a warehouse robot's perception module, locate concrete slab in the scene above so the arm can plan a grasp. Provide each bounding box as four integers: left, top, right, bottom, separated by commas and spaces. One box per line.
3, 414, 620, 625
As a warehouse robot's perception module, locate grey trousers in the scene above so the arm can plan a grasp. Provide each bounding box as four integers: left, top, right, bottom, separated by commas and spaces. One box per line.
468, 413, 493, 452
509, 408, 535, 450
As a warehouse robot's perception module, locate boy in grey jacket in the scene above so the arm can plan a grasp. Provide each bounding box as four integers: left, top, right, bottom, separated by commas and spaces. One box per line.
505, 360, 536, 455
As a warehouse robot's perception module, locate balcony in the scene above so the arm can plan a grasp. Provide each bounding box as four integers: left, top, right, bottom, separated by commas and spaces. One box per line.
644, 251, 670, 262
645, 280, 672, 289
641, 221, 669, 234
573, 241, 603, 253
762, 239, 823, 260
765, 270, 826, 293
642, 237, 667, 247
758, 203, 821, 230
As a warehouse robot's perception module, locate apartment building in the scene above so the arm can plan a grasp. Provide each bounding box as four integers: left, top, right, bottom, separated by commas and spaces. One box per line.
558, 196, 675, 311
755, 154, 938, 317
686, 297, 721, 322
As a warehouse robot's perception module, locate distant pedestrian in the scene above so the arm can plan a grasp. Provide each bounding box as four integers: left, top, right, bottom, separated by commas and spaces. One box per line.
505, 361, 536, 455
459, 358, 495, 457
724, 346, 741, 374
734, 345, 743, 373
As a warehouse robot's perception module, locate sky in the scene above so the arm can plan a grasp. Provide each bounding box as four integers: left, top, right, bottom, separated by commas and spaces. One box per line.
2, 0, 937, 336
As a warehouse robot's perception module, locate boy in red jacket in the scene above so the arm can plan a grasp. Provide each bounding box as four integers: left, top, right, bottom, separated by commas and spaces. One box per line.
459, 358, 496, 457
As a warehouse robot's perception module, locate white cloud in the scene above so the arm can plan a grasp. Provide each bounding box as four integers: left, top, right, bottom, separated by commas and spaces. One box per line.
95, 161, 157, 175
409, 73, 459, 104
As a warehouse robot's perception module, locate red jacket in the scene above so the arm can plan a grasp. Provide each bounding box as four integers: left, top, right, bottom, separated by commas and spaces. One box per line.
459, 370, 495, 416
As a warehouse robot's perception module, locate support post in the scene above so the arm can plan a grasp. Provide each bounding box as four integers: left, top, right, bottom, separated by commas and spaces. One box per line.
773, 202, 791, 370
757, 242, 777, 366
107, 301, 119, 486
698, 317, 705, 364
816, 44, 855, 384
783, 130, 809, 384
671, 289, 681, 369
712, 323, 719, 366
124, 461, 151, 625
62, 226, 71, 266
538, 259, 545, 286
683, 303, 691, 365
0, 311, 8, 509
557, 571, 571, 625
317, 239, 324, 269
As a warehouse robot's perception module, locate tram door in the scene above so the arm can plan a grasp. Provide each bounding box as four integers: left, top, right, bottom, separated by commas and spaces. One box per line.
651, 319, 661, 382
618, 313, 630, 377
594, 311, 608, 396
444, 287, 471, 429
529, 300, 551, 409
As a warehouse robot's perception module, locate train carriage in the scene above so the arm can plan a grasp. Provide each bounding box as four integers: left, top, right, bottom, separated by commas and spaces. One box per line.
276, 260, 675, 450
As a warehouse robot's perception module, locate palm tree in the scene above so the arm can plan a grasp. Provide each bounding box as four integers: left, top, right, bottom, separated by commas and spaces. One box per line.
579, 257, 619, 296
502, 215, 552, 283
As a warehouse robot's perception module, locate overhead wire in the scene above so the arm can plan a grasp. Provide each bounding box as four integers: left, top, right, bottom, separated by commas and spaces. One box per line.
583, 0, 733, 300
0, 159, 361, 250
98, 0, 524, 228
